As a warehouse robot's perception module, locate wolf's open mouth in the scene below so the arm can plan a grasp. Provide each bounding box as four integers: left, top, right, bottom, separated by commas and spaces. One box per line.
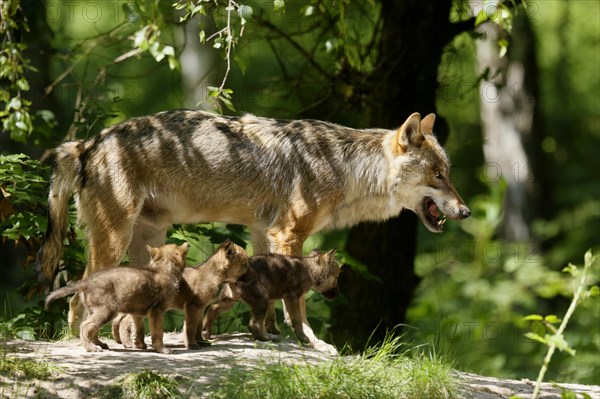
421, 197, 446, 232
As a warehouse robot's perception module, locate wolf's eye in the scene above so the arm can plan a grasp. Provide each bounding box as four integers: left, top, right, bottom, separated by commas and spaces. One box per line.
434, 171, 441, 179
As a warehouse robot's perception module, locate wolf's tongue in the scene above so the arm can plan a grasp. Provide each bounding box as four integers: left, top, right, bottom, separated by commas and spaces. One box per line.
428, 202, 439, 218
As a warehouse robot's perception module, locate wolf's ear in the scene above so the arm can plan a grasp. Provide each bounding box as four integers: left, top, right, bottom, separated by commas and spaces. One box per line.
222, 239, 236, 258
421, 113, 436, 135
179, 242, 189, 255
147, 245, 159, 260
395, 112, 423, 153
326, 249, 337, 258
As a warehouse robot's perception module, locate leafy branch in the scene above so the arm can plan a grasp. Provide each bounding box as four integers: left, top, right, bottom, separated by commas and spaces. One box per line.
0, 0, 35, 142
518, 250, 599, 399
174, 0, 252, 112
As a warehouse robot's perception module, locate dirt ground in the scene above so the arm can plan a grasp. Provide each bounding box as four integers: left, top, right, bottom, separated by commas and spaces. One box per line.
2, 332, 599, 398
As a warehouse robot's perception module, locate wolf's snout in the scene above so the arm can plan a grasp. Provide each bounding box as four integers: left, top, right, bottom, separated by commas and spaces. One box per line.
459, 205, 471, 219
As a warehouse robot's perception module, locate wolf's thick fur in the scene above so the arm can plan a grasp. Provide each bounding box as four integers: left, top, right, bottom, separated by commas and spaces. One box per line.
38, 110, 470, 350
45, 243, 188, 354
203, 250, 340, 345
113, 240, 248, 350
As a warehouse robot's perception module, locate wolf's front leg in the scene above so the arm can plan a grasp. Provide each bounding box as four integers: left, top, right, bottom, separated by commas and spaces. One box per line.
282, 296, 310, 345
148, 310, 170, 354
68, 293, 86, 336
183, 304, 202, 349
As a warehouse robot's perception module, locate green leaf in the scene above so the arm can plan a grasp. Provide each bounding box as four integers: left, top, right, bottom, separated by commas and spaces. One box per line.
522, 314, 543, 322
544, 315, 562, 324
588, 285, 599, 297
562, 263, 578, 276
524, 332, 547, 345
546, 334, 576, 356
273, 0, 285, 12
474, 10, 489, 27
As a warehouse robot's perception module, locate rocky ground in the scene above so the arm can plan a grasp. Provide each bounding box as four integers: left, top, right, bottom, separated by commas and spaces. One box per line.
2, 333, 599, 398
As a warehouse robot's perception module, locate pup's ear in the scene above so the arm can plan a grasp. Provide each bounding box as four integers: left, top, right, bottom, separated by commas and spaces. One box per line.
326, 249, 337, 258
147, 245, 159, 261
420, 113, 436, 135
179, 242, 189, 256
308, 249, 320, 257
222, 240, 236, 259
394, 112, 423, 153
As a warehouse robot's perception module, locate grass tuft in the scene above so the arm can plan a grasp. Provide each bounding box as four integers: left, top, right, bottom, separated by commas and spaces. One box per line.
0, 355, 61, 380
210, 335, 457, 399
105, 370, 181, 399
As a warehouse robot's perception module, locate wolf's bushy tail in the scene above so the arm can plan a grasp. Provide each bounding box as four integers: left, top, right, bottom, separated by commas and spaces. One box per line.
44, 280, 86, 309
37, 141, 83, 286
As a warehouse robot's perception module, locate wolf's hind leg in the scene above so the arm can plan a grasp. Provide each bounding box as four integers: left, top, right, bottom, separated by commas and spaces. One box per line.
80, 309, 114, 352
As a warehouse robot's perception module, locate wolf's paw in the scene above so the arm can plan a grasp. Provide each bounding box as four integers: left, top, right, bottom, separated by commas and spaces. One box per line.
84, 344, 105, 352
312, 339, 338, 356
266, 333, 282, 342
155, 347, 172, 355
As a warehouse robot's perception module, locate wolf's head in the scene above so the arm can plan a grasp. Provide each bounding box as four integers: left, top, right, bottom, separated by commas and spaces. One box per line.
309, 249, 341, 299
214, 239, 249, 283
147, 242, 189, 274
391, 113, 470, 233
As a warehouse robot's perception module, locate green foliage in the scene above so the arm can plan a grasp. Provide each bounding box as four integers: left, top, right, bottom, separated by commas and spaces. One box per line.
521, 251, 598, 399
104, 370, 180, 399
0, 154, 50, 266
408, 178, 600, 384
211, 334, 458, 399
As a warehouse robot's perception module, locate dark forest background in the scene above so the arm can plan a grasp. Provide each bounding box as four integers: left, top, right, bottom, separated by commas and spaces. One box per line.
1, 0, 598, 384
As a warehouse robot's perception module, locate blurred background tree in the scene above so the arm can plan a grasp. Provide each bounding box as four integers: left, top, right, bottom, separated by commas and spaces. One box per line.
1, 0, 598, 385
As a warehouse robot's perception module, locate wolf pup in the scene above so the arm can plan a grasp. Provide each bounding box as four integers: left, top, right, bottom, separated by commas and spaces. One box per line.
203, 250, 340, 347
113, 240, 248, 350
38, 110, 470, 351
45, 243, 188, 354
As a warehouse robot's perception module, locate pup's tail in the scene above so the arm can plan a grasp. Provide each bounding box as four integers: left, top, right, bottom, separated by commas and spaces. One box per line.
44, 280, 86, 310
37, 141, 84, 287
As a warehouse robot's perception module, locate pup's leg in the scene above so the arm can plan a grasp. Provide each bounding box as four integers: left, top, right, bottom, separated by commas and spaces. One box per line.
148, 309, 170, 354
282, 296, 310, 345
270, 228, 337, 354
115, 222, 166, 346
264, 301, 281, 334
183, 304, 202, 349
80, 309, 114, 352
111, 313, 125, 343
202, 283, 238, 339
116, 315, 146, 349
247, 300, 279, 341
69, 198, 139, 335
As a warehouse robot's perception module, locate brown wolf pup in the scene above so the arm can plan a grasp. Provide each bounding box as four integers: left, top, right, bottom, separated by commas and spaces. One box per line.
38, 110, 470, 352
113, 240, 248, 350
202, 250, 340, 347
45, 243, 188, 354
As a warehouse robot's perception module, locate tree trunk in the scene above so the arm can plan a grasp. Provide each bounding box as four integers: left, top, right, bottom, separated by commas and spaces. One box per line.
331, 0, 458, 348
473, 6, 547, 242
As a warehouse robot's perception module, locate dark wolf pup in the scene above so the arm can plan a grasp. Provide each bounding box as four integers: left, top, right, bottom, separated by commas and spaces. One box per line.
202, 250, 340, 347
113, 239, 249, 350
45, 243, 188, 354
38, 110, 470, 353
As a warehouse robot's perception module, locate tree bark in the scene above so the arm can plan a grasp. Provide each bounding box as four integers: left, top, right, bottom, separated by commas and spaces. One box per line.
473, 6, 548, 242
331, 0, 458, 348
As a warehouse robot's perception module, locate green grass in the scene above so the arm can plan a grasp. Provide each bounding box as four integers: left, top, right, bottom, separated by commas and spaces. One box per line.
101, 370, 181, 399
0, 354, 61, 380
209, 335, 458, 399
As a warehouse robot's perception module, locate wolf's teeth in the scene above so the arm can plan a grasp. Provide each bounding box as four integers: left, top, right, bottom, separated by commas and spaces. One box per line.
438, 217, 447, 227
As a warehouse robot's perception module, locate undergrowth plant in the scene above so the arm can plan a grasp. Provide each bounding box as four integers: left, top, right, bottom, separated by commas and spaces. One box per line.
209, 334, 458, 399
515, 250, 599, 399
101, 370, 180, 399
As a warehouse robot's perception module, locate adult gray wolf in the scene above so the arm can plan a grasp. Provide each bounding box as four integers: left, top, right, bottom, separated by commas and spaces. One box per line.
37, 110, 470, 353
45, 243, 188, 354
202, 250, 340, 346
